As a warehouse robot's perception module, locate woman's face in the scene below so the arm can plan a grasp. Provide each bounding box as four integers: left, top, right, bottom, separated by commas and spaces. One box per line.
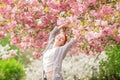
55, 33, 66, 46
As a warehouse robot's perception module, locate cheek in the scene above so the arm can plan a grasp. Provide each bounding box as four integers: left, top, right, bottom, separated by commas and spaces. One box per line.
61, 39, 65, 43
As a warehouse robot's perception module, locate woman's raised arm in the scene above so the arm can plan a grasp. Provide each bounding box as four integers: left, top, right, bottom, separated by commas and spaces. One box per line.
61, 32, 80, 59
48, 24, 67, 44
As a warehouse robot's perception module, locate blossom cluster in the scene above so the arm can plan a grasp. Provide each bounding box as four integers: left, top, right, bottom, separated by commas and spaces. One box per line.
0, 44, 17, 60
0, 0, 120, 56
62, 52, 107, 79
25, 52, 107, 80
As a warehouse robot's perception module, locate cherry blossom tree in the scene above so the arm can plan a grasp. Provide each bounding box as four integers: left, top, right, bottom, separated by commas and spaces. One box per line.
0, 0, 120, 58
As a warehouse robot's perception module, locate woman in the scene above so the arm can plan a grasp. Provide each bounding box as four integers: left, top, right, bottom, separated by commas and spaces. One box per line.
42, 24, 77, 80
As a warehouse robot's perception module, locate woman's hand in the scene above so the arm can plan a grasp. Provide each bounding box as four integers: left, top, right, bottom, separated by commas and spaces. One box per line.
72, 28, 81, 42
58, 23, 68, 29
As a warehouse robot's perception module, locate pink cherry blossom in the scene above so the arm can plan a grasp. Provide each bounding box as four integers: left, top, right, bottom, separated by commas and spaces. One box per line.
41, 0, 47, 4
4, 0, 13, 4
90, 10, 97, 17
66, 0, 76, 4
8, 21, 17, 29
34, 39, 42, 48
89, 40, 100, 49
115, 34, 120, 43
101, 5, 113, 15
118, 30, 120, 34
49, 8, 60, 15
2, 54, 10, 60
70, 2, 80, 15
95, 19, 101, 26
47, 0, 60, 9
78, 4, 88, 14
72, 28, 80, 37
102, 26, 114, 37
101, 20, 108, 27
116, 4, 120, 11
90, 10, 103, 19
88, 0, 97, 6
60, 2, 70, 11
57, 18, 65, 26
96, 12, 103, 19
11, 36, 21, 45
33, 52, 42, 59
85, 31, 100, 41
0, 32, 5, 38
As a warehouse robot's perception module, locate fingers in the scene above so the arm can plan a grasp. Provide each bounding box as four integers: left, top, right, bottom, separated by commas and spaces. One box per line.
61, 23, 67, 28
58, 23, 68, 30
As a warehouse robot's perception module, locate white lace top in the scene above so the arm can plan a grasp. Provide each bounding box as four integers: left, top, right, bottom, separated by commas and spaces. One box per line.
43, 47, 57, 72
